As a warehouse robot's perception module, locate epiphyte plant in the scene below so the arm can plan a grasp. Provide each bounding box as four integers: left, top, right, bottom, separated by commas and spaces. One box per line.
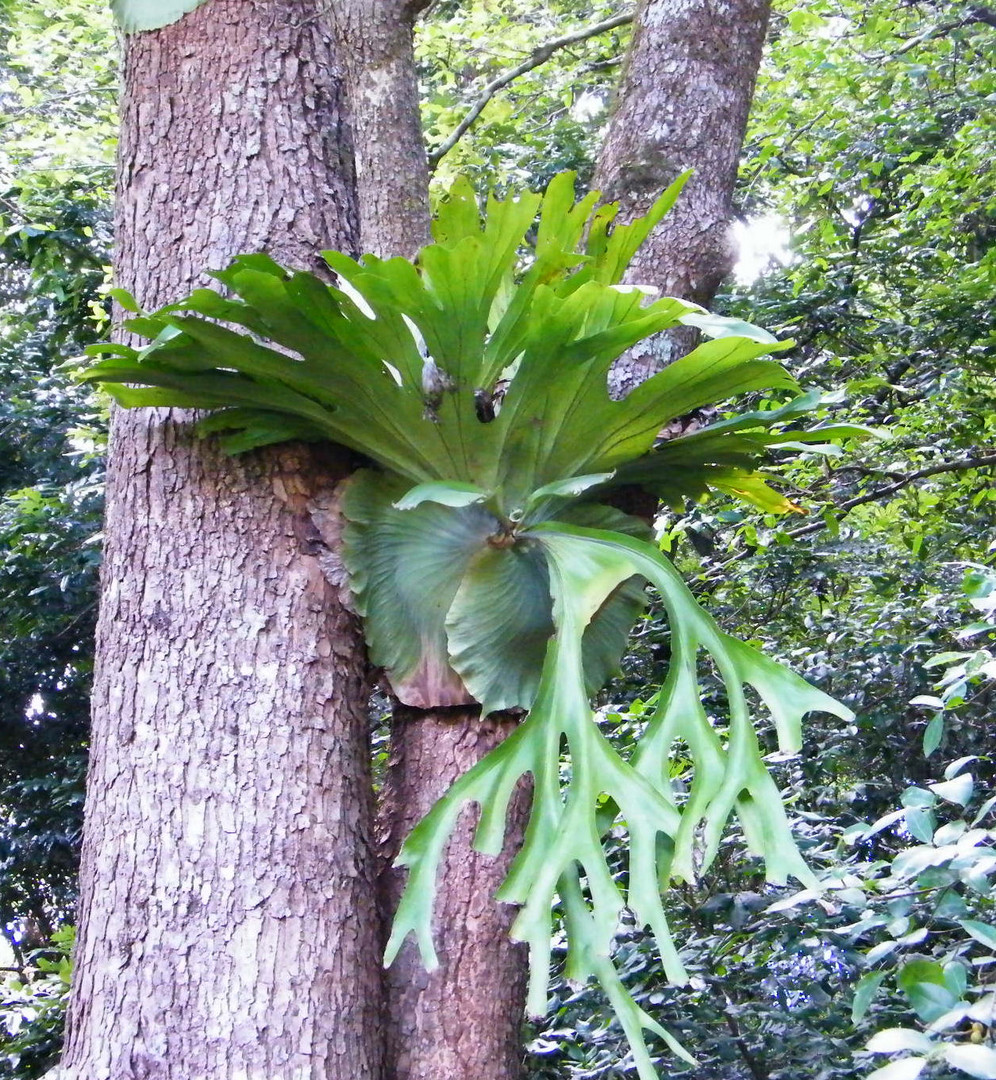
82, 172, 860, 1078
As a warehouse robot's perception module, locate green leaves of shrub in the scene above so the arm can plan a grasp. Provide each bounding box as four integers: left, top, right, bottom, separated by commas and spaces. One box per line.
81, 172, 858, 1077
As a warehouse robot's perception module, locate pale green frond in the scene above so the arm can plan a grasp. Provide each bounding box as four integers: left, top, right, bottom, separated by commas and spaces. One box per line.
111, 0, 208, 32
341, 471, 496, 708
388, 520, 850, 1074
604, 390, 877, 511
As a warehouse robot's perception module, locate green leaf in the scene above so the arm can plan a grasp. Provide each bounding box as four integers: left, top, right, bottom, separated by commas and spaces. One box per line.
344, 478, 649, 714
944, 1045, 996, 1080
973, 796, 996, 826
604, 390, 859, 513
529, 473, 617, 499
677, 309, 779, 343
867, 1029, 933, 1054
945, 962, 968, 1000
564, 504, 654, 697
902, 786, 937, 809
924, 651, 973, 669
853, 970, 888, 1022
946, 756, 978, 779
583, 171, 692, 286
587, 336, 797, 472
905, 807, 936, 844
960, 919, 996, 951
867, 1060, 927, 1080
111, 0, 210, 32
923, 713, 945, 757
107, 287, 141, 312
195, 408, 328, 453
898, 960, 958, 1022
930, 773, 974, 806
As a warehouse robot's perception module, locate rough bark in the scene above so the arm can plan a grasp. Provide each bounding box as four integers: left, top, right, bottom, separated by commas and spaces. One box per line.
59, 5, 385, 1079
332, 0, 433, 257
594, 0, 772, 392
379, 709, 530, 1080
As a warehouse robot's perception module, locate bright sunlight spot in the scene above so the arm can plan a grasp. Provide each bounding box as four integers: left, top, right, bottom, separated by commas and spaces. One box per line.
733, 214, 793, 283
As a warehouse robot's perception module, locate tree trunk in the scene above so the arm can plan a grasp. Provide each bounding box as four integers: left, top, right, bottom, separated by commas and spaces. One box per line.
333, 0, 433, 257
326, 8, 533, 1077
379, 709, 529, 1080
594, 0, 772, 392
59, 4, 385, 1079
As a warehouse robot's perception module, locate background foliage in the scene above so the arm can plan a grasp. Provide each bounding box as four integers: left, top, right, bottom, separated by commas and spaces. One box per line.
0, 3, 110, 1074
2, 0, 996, 1077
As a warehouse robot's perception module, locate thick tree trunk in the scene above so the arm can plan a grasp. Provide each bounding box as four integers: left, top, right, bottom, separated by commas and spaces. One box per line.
379, 709, 529, 1080
594, 0, 772, 391
59, 5, 385, 1079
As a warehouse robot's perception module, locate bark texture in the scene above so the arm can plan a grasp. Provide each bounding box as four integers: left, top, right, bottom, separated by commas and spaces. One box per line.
594, 0, 772, 391
60, 5, 384, 1079
332, 0, 432, 257
379, 710, 530, 1080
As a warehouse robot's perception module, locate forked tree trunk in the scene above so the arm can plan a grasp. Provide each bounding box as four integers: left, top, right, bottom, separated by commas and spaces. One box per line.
329, 7, 532, 1073
594, 0, 772, 391
59, 4, 384, 1078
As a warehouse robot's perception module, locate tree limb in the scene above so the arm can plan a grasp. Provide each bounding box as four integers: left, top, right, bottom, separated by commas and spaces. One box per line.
967, 4, 996, 28
720, 998, 770, 1080
787, 452, 996, 540
889, 5, 996, 55
427, 11, 633, 170
702, 452, 996, 583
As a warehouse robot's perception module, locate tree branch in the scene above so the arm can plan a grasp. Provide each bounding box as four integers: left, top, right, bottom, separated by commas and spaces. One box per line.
427, 11, 634, 170
720, 999, 769, 1080
702, 452, 996, 583
889, 5, 996, 55
787, 452, 996, 540
967, 4, 996, 28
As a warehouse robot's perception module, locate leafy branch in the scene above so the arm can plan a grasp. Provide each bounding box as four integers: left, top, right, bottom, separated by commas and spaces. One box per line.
428, 11, 634, 170
703, 452, 996, 584
789, 451, 996, 539
879, 3, 996, 56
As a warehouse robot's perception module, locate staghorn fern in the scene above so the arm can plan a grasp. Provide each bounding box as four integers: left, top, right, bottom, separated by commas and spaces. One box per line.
82, 172, 863, 1077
